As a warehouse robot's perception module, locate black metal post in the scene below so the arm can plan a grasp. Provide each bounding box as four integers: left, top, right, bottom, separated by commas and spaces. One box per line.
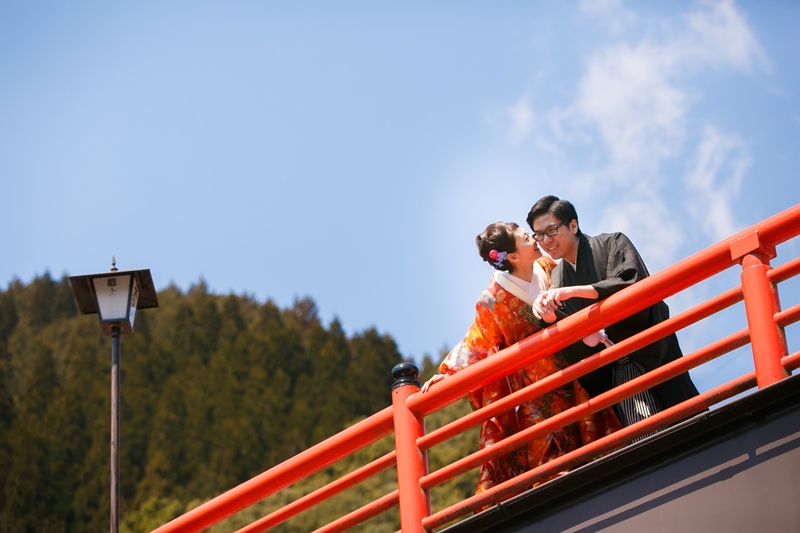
110, 325, 121, 533
391, 362, 422, 391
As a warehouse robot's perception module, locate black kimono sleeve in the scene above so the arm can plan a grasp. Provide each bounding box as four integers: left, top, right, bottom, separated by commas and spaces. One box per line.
555, 233, 700, 406
554, 233, 660, 397
591, 233, 649, 299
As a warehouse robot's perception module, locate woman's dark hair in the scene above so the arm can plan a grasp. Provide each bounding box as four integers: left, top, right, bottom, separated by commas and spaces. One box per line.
476, 222, 518, 272
526, 195, 581, 235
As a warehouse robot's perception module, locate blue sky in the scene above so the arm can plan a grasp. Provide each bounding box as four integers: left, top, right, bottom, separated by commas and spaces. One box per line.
2, 0, 798, 394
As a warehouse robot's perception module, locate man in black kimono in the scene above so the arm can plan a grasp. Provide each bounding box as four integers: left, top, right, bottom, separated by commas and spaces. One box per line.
526, 195, 699, 427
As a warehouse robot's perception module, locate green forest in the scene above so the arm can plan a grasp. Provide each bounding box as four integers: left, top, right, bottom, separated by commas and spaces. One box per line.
0, 274, 479, 532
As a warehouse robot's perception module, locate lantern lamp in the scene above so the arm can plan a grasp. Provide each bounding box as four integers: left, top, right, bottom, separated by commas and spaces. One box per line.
69, 257, 159, 335
69, 257, 159, 533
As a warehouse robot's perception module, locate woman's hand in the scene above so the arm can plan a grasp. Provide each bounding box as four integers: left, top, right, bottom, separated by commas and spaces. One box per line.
421, 373, 446, 393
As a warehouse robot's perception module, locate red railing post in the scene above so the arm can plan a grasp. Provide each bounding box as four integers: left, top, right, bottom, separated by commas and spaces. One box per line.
390, 363, 430, 533
732, 231, 789, 388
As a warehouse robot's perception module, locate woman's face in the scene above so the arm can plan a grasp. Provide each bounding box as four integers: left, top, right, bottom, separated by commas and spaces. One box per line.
512, 226, 542, 265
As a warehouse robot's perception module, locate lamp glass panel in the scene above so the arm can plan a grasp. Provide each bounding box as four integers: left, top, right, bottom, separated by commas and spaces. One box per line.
129, 278, 140, 327
92, 274, 132, 321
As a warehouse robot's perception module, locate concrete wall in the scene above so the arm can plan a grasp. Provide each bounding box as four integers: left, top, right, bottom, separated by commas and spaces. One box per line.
517, 399, 800, 532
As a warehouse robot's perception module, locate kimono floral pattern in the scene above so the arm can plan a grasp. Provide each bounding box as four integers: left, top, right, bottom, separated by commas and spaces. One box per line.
440, 257, 621, 495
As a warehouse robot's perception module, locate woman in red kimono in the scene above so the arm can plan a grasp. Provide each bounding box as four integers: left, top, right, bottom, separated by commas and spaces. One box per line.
423, 222, 621, 496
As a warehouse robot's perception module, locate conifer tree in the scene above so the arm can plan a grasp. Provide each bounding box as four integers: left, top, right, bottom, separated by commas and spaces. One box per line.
0, 277, 458, 530
3, 345, 64, 530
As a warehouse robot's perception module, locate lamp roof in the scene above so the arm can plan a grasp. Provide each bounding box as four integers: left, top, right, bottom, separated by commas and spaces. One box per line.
69, 269, 160, 316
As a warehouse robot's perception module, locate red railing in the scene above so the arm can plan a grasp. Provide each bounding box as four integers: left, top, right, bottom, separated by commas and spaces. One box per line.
152, 204, 800, 533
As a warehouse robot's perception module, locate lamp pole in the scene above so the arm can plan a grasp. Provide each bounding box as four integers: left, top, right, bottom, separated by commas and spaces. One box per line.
111, 323, 121, 533
69, 259, 159, 533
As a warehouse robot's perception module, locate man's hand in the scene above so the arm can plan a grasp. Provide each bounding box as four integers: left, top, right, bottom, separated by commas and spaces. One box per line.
533, 288, 563, 320
533, 285, 601, 320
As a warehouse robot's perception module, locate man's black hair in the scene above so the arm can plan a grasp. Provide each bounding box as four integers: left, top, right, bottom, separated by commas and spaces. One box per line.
526, 195, 581, 235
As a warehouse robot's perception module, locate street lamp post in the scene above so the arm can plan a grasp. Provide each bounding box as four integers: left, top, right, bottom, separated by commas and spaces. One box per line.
69, 257, 159, 533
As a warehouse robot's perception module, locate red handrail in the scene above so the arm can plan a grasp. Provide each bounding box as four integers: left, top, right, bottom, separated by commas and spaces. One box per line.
416, 281, 745, 455
151, 407, 395, 533
391, 369, 430, 532
152, 204, 800, 533
234, 452, 397, 533
409, 205, 800, 419
419, 320, 752, 494
422, 350, 800, 529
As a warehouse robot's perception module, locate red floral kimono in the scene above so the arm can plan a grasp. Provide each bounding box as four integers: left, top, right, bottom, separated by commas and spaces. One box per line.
440, 257, 621, 495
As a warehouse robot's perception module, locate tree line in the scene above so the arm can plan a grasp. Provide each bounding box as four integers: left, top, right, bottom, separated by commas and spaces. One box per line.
0, 274, 476, 532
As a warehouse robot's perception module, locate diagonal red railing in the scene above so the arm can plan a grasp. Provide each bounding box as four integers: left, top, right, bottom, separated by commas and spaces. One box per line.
152, 203, 800, 533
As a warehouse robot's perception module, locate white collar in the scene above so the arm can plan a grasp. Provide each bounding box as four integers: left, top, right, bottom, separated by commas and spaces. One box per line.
494, 271, 532, 304
493, 261, 550, 305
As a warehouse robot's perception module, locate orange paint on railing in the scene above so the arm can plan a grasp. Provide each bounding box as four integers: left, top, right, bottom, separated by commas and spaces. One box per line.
422, 350, 800, 529
234, 452, 397, 533
415, 282, 745, 455
741, 251, 789, 387
410, 204, 800, 421
152, 204, 800, 533
151, 407, 394, 533
391, 366, 430, 533
312, 491, 399, 533
420, 325, 751, 493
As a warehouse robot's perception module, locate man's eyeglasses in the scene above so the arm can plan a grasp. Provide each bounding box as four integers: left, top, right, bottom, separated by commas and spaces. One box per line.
533, 220, 569, 241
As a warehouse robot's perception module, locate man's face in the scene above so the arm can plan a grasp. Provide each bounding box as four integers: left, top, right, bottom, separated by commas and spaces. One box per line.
531, 212, 579, 262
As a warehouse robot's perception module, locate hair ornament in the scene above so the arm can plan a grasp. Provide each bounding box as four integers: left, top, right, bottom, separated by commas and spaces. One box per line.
489, 249, 508, 268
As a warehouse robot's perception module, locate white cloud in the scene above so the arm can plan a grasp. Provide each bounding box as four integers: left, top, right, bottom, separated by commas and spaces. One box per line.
485, 92, 540, 146
512, 0, 766, 260
575, 42, 689, 182
683, 125, 750, 241
505, 93, 535, 144
580, 0, 623, 14
597, 194, 684, 270
579, 0, 636, 35
570, 0, 763, 185
680, 0, 768, 73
